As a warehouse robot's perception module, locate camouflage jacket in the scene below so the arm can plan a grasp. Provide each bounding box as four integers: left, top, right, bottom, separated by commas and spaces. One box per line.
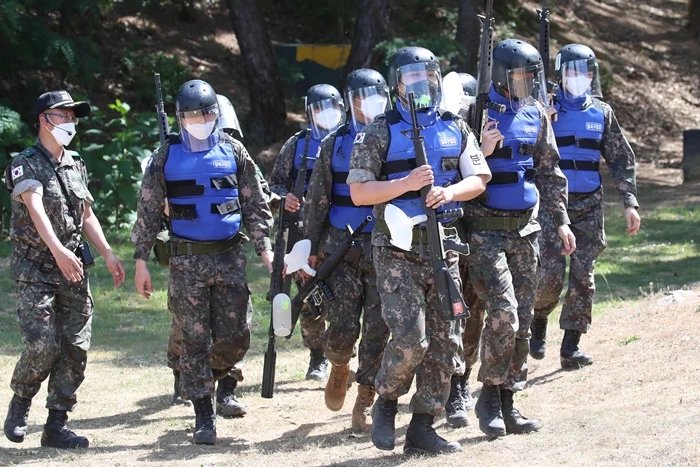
4, 140, 94, 283
131, 132, 273, 260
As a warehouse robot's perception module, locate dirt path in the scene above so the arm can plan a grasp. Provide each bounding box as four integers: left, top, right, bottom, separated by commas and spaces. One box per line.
1, 288, 697, 466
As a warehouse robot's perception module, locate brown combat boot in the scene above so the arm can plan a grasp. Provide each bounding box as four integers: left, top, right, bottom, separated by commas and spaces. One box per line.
351, 384, 376, 434
324, 363, 350, 411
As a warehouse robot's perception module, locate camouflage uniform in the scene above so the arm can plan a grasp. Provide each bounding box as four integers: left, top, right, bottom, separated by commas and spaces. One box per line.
131, 132, 272, 401
270, 131, 325, 350
4, 141, 95, 411
348, 114, 485, 416
455, 259, 486, 373
535, 101, 638, 332
463, 102, 570, 391
304, 131, 388, 385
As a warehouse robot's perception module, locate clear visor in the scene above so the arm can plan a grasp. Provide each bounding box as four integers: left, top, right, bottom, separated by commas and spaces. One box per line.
177, 103, 219, 121
560, 59, 602, 99
216, 95, 243, 138
177, 103, 220, 152
307, 98, 345, 140
506, 64, 547, 111
397, 62, 442, 110
348, 85, 390, 132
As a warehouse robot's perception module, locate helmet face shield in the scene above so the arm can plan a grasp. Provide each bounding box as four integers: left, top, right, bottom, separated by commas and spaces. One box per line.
505, 63, 547, 111
307, 98, 345, 140
559, 58, 602, 99
216, 94, 243, 139
396, 62, 442, 111
177, 103, 220, 152
348, 85, 390, 132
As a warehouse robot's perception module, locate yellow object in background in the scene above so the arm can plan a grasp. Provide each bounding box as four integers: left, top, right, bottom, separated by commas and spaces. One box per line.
295, 44, 351, 70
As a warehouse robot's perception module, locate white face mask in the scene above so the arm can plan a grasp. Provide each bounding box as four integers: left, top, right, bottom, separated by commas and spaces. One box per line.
314, 108, 342, 130
359, 95, 387, 122
185, 121, 217, 140
564, 75, 593, 97
50, 122, 76, 147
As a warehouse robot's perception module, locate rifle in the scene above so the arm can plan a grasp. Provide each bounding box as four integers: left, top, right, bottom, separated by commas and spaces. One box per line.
537, 0, 558, 118
470, 0, 505, 141
154, 73, 170, 146
404, 92, 470, 321
288, 216, 373, 325
261, 130, 312, 399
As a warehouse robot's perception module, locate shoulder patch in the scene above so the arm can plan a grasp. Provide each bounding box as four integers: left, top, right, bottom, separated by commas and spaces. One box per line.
354, 132, 366, 144
11, 165, 24, 180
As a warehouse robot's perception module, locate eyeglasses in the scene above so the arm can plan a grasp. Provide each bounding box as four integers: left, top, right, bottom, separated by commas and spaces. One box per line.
43, 112, 79, 124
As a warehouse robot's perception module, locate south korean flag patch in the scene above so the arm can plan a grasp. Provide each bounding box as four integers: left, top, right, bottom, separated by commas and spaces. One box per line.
11, 165, 24, 180
353, 132, 366, 144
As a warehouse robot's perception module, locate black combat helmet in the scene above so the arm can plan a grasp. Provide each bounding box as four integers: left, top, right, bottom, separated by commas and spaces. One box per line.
344, 68, 387, 108
176, 79, 218, 113
492, 39, 543, 93
387, 46, 438, 94
458, 73, 478, 97
305, 84, 343, 108
305, 84, 345, 139
555, 43, 597, 81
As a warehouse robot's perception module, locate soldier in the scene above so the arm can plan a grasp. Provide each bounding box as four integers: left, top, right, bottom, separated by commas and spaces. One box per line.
348, 47, 491, 455
531, 44, 641, 368
270, 84, 345, 381
3, 90, 125, 448
132, 80, 273, 445
302, 69, 390, 433
444, 72, 490, 428
164, 94, 267, 415
461, 39, 576, 438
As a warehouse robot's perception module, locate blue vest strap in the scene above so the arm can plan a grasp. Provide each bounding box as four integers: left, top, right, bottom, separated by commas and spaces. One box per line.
381, 158, 418, 176
491, 143, 536, 159
489, 168, 537, 185
331, 194, 356, 207
332, 172, 348, 184
558, 160, 600, 171
556, 136, 602, 150
166, 180, 204, 197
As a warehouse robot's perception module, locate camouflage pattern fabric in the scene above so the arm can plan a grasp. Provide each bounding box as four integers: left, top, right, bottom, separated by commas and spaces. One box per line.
454, 258, 486, 375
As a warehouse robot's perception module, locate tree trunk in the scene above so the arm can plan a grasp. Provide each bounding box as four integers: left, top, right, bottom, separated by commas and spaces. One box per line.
454, 0, 481, 75
690, 0, 700, 38
343, 0, 390, 77
226, 0, 286, 147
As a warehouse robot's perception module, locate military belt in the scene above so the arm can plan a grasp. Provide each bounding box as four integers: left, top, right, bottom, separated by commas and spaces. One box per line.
464, 209, 533, 232
168, 232, 246, 256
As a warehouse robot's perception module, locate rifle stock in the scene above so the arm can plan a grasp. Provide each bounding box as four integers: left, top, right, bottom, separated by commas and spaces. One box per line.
404, 93, 469, 321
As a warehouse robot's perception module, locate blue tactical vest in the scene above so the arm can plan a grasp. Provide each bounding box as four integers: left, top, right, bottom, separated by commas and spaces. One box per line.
483, 85, 541, 211
383, 108, 462, 222
291, 130, 320, 194
164, 142, 241, 241
553, 91, 605, 193
328, 124, 376, 231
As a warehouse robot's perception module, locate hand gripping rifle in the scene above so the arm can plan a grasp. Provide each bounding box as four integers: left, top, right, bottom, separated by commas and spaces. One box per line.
404, 92, 470, 321
470, 0, 505, 141
261, 130, 311, 399
154, 73, 170, 146
288, 216, 373, 325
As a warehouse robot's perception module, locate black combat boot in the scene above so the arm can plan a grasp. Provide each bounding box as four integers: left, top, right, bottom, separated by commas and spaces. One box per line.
306, 348, 329, 381
560, 330, 593, 369
192, 395, 216, 445
370, 396, 398, 451
461, 369, 474, 410
500, 389, 542, 434
172, 370, 190, 406
40, 410, 89, 448
529, 317, 548, 360
4, 394, 31, 443
444, 374, 469, 428
404, 413, 462, 455
474, 384, 506, 438
216, 375, 247, 417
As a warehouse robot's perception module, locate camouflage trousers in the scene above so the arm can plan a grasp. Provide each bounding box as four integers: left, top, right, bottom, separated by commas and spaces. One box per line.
10, 278, 93, 411
467, 230, 539, 391
373, 246, 461, 416
454, 257, 486, 376
319, 230, 388, 386
168, 245, 252, 400
535, 203, 607, 333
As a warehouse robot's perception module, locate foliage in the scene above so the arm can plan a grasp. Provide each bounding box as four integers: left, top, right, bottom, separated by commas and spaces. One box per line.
117, 51, 189, 107
0, 105, 33, 235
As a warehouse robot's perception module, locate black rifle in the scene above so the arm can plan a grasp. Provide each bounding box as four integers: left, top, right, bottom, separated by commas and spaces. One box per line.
261, 130, 311, 399
537, 0, 558, 115
470, 0, 505, 141
404, 93, 470, 321
290, 216, 373, 325
154, 73, 170, 146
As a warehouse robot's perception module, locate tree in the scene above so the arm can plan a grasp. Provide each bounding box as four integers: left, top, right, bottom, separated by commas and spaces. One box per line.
226, 0, 287, 147
690, 0, 700, 38
454, 0, 481, 75
343, 0, 389, 77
